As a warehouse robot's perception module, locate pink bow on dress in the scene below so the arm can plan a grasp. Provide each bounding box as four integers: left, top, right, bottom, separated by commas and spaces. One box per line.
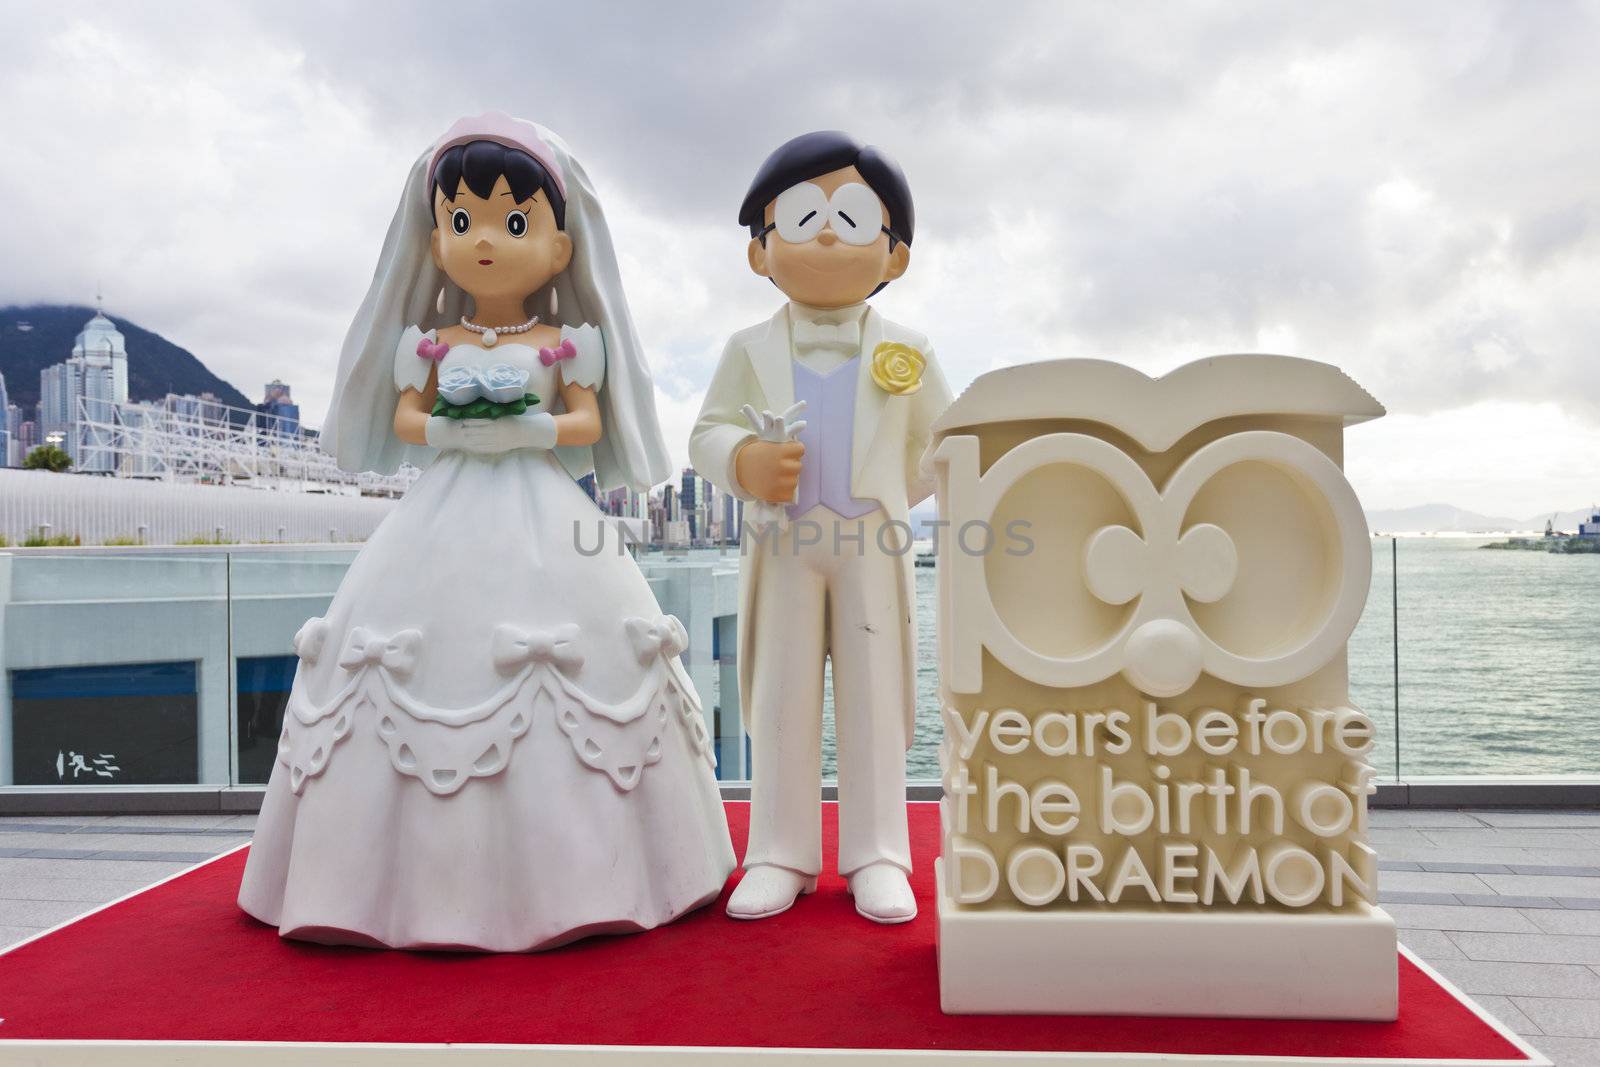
416, 337, 450, 361
539, 339, 577, 367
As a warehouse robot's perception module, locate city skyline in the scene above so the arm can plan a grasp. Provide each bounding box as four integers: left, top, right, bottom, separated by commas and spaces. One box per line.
4, 304, 746, 545
4, 303, 1594, 532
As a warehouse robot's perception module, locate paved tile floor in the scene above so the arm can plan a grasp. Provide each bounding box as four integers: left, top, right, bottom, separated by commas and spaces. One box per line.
3, 807, 1600, 1063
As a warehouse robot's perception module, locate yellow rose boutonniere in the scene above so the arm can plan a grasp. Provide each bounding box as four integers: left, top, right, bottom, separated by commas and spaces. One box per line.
870, 341, 925, 397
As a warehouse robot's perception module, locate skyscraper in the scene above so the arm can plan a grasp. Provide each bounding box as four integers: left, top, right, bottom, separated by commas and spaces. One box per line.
0, 369, 10, 467
722, 490, 742, 546
577, 472, 599, 503
677, 467, 721, 544
601, 486, 642, 519
37, 361, 75, 444
38, 308, 130, 471
258, 380, 301, 438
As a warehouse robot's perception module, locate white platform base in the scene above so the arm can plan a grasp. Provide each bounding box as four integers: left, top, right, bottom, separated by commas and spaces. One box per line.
935, 859, 1399, 1019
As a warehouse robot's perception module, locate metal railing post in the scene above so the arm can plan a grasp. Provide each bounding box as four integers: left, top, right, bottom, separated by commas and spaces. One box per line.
1391, 536, 1400, 781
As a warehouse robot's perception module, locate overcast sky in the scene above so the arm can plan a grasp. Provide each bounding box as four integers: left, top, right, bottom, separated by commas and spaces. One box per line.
3, 1, 1597, 517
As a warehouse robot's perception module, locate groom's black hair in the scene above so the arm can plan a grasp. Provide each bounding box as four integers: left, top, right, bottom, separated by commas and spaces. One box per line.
738, 130, 914, 250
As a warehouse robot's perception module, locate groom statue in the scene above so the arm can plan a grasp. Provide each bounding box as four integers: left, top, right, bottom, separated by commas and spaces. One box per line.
691, 131, 952, 923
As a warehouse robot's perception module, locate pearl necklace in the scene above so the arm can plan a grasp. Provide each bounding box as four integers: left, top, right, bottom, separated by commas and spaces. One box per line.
459, 313, 540, 348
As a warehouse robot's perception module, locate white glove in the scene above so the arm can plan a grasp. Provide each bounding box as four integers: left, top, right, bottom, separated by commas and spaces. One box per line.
458, 412, 559, 455
740, 400, 807, 531
425, 415, 468, 451
741, 401, 808, 447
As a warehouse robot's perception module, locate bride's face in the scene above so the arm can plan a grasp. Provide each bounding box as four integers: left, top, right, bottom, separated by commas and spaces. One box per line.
431, 176, 571, 304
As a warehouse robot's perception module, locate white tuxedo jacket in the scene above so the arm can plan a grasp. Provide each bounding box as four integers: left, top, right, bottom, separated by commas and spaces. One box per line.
689, 305, 954, 744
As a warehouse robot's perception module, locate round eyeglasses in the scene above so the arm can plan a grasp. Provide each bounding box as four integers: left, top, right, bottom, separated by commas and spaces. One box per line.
757, 181, 903, 249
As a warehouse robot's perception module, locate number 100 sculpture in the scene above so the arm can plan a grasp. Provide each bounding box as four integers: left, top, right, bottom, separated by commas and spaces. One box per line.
929, 355, 1396, 1019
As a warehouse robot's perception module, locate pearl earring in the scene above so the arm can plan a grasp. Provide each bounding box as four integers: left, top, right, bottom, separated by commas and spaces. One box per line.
549, 287, 558, 319
436, 287, 446, 315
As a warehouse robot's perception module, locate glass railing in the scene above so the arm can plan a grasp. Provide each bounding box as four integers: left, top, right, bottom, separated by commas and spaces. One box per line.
0, 537, 1595, 789
0, 546, 354, 788
1352, 535, 1600, 779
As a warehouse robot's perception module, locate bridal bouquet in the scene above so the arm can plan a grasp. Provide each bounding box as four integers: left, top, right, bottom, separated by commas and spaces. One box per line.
432, 364, 540, 420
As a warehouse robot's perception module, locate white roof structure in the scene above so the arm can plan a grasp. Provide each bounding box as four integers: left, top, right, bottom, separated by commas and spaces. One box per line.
931, 354, 1385, 453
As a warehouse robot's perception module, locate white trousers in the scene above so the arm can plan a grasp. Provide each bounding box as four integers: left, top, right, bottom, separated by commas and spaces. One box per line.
743, 506, 911, 877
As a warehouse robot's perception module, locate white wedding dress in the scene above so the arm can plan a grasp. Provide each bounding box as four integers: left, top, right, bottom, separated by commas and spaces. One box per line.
238, 324, 736, 951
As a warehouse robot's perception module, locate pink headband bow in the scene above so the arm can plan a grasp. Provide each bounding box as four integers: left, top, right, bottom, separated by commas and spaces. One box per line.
427, 111, 567, 202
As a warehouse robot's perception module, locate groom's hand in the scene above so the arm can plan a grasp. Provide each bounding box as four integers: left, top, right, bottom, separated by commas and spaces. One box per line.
736, 439, 805, 504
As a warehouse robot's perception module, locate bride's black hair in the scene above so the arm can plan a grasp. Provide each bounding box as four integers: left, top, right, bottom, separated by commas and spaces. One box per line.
432, 140, 567, 229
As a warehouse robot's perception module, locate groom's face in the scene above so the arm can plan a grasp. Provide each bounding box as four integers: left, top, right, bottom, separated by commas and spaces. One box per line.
748, 166, 910, 308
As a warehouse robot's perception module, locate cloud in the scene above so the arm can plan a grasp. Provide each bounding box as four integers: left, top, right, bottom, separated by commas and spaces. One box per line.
1347, 401, 1600, 518
1, 1, 1596, 509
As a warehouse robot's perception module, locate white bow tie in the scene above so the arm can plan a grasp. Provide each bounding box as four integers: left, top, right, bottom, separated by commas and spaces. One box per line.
793, 319, 860, 351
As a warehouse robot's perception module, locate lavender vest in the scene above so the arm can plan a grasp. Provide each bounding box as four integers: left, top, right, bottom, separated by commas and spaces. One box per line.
787, 358, 878, 521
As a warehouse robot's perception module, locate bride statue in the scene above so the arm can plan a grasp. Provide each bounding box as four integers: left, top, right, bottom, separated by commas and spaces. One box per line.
237, 113, 736, 951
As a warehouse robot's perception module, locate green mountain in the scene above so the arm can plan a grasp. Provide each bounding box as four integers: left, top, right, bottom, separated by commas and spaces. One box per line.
0, 304, 251, 413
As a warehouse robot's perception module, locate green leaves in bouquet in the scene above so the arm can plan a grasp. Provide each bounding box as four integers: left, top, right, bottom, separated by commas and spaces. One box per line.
431, 393, 541, 420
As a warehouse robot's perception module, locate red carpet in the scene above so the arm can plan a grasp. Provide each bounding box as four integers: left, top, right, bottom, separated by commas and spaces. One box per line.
0, 802, 1526, 1059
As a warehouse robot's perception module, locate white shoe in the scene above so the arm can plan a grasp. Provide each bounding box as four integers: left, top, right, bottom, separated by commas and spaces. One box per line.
726, 865, 818, 920
847, 862, 917, 924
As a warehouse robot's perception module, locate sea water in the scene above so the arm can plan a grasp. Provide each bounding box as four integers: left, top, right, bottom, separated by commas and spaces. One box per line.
1347, 536, 1600, 778
812, 537, 1599, 781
